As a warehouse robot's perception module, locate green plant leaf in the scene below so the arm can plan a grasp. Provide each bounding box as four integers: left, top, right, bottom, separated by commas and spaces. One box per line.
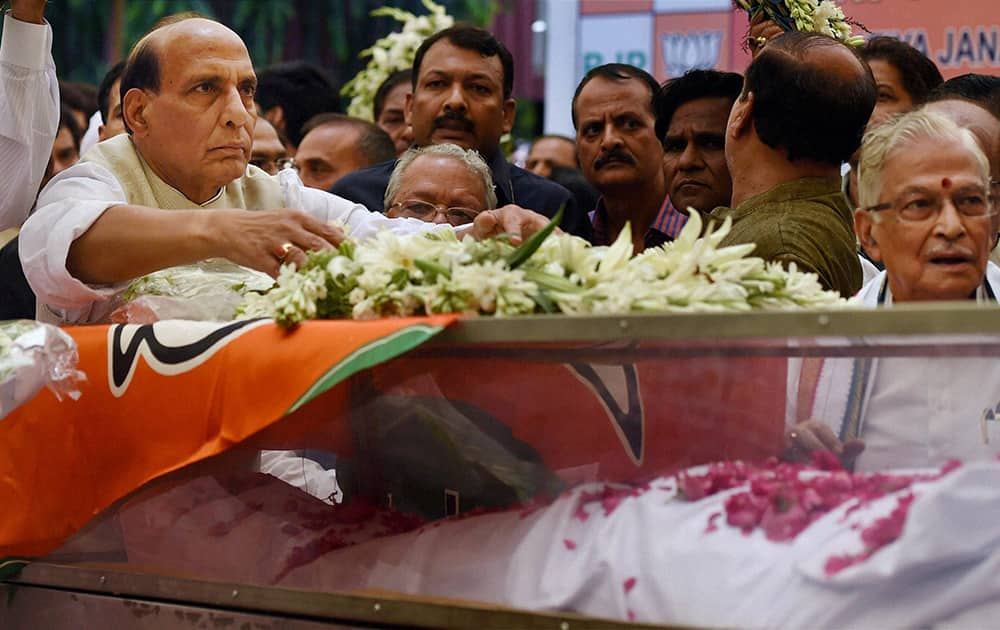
505, 206, 563, 270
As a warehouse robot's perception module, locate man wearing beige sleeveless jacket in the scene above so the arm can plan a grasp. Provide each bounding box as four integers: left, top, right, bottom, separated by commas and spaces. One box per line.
19, 16, 548, 324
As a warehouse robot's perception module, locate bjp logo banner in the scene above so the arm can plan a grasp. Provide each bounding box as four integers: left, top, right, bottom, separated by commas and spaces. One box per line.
0, 317, 455, 562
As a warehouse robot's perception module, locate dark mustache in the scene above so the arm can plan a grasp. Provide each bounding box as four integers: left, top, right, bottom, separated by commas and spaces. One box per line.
594, 148, 636, 170
433, 111, 475, 132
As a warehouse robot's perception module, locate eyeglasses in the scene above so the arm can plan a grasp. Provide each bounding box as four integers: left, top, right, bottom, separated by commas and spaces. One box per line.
249, 156, 294, 175
388, 199, 481, 226
863, 186, 997, 222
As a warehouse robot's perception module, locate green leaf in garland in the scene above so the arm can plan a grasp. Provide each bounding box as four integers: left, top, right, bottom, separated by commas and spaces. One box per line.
505, 206, 564, 270
414, 258, 451, 281
532, 287, 557, 314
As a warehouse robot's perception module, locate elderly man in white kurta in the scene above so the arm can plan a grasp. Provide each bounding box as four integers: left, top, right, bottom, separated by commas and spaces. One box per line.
787, 110, 1000, 471
0, 0, 58, 230
19, 16, 546, 324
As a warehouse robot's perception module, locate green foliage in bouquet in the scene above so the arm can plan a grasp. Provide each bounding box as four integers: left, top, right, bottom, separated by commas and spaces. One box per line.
734, 0, 864, 46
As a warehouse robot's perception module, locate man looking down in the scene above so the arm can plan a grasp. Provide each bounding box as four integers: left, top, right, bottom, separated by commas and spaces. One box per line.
294, 113, 396, 191
655, 69, 742, 216
331, 25, 590, 239
384, 143, 495, 226
524, 135, 577, 180
710, 32, 876, 297
19, 16, 550, 324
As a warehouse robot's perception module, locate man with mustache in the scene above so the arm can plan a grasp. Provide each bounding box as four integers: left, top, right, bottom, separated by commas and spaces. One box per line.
710, 32, 876, 297
17, 16, 553, 324
572, 64, 681, 253
655, 69, 743, 217
330, 25, 591, 239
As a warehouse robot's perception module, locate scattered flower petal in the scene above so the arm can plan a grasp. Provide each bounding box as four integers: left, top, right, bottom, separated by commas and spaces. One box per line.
624, 577, 637, 594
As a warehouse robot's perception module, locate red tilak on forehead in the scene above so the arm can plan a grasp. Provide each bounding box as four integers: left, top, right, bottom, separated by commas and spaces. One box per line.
942, 177, 953, 189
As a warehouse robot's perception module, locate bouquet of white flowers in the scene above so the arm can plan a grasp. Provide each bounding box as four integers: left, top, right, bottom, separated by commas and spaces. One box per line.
341, 0, 454, 121
236, 210, 850, 328
734, 0, 864, 46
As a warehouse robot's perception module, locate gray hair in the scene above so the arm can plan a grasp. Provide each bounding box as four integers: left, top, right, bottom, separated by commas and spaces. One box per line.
858, 109, 990, 218
384, 143, 498, 210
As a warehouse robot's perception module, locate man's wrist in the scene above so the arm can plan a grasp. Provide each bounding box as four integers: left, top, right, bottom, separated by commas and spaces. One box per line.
9, 1, 47, 25
1, 6, 52, 71
188, 209, 225, 261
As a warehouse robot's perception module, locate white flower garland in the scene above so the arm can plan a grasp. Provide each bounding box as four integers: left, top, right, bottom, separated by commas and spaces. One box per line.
342, 0, 454, 121
735, 0, 864, 46
236, 211, 851, 327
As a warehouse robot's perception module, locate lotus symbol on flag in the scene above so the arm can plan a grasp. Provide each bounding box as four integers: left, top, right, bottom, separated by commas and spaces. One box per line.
661, 31, 723, 78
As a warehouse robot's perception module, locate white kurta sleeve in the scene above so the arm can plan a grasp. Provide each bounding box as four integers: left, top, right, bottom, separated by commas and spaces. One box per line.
0, 13, 59, 230
19, 162, 131, 322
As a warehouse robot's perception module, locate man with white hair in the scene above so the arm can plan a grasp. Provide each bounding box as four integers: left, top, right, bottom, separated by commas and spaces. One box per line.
384, 143, 496, 226
18, 15, 550, 324
854, 110, 998, 304
787, 109, 1000, 471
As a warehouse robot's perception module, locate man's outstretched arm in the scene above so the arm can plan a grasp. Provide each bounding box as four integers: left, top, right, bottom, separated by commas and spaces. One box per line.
19, 162, 344, 316
0, 0, 58, 229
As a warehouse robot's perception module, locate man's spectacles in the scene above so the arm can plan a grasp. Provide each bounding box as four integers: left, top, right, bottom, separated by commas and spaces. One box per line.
863, 186, 997, 222
249, 156, 294, 175
389, 199, 481, 226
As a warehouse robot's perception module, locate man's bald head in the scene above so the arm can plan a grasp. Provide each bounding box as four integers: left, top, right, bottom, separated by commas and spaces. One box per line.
924, 98, 1000, 191
118, 13, 258, 204
119, 15, 245, 133
741, 31, 876, 165
924, 99, 1000, 154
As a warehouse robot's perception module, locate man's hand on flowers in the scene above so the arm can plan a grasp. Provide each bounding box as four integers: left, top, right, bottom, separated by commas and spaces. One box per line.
463, 204, 561, 245
10, 0, 48, 24
783, 419, 866, 469
210, 209, 345, 277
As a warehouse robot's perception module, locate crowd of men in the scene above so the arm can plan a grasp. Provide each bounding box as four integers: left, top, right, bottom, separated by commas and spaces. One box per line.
2, 0, 1000, 327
